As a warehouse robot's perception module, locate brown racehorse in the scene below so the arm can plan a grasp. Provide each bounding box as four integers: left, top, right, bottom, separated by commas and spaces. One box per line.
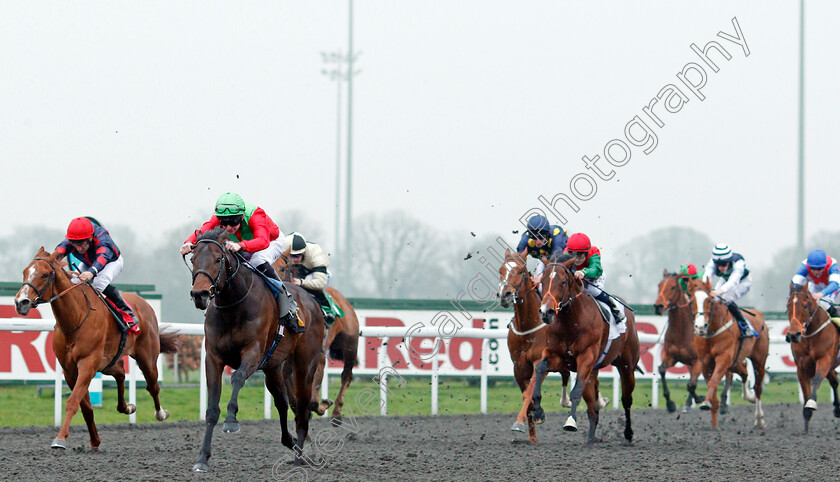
273, 254, 360, 424
14, 247, 177, 450
499, 250, 609, 442
188, 229, 324, 470
528, 255, 640, 444
686, 277, 769, 429
785, 282, 840, 432
654, 271, 736, 414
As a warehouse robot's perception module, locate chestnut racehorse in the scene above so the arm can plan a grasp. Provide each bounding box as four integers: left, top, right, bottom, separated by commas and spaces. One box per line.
654, 271, 736, 414
786, 282, 840, 432
188, 229, 323, 470
529, 255, 640, 444
14, 247, 177, 450
499, 250, 609, 442
273, 254, 360, 425
687, 277, 769, 429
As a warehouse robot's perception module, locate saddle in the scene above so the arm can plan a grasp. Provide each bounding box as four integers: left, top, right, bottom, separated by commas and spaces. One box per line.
248, 263, 305, 332
95, 291, 139, 335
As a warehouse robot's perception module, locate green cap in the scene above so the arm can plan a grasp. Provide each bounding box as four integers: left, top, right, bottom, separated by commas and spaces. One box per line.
214, 192, 245, 216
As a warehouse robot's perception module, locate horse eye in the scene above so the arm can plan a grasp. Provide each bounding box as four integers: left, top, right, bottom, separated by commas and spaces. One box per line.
216, 257, 223, 263
41, 274, 48, 279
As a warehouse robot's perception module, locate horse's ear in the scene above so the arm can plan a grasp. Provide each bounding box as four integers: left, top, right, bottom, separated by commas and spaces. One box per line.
505, 248, 511, 256
663, 269, 669, 276
36, 246, 46, 256
47, 248, 60, 261
704, 279, 711, 290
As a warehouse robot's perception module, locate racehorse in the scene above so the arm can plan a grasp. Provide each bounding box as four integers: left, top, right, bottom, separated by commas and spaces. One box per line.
528, 255, 640, 444
785, 282, 840, 432
654, 271, 736, 414
687, 277, 769, 429
499, 250, 609, 442
273, 254, 360, 424
14, 247, 177, 450
187, 229, 324, 470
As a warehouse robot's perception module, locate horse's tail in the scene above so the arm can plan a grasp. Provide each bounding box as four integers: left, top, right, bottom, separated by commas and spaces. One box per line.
635, 363, 645, 375
158, 324, 180, 354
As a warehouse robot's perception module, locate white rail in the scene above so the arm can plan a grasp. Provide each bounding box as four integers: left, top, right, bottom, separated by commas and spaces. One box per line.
1, 319, 791, 426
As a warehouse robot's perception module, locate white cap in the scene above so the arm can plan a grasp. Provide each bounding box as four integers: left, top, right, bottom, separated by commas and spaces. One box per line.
712, 243, 732, 261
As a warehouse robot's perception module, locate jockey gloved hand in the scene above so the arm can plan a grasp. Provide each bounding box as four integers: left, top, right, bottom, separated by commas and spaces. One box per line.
179, 243, 193, 255
812, 292, 825, 301
225, 241, 242, 252
574, 270, 585, 280
79, 271, 94, 283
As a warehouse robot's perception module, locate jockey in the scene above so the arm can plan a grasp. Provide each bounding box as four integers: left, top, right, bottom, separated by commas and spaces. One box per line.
55, 217, 137, 325
791, 249, 840, 318
564, 232, 626, 324
284, 232, 335, 324
516, 215, 568, 286
180, 192, 300, 331
678, 263, 700, 294
701, 243, 756, 339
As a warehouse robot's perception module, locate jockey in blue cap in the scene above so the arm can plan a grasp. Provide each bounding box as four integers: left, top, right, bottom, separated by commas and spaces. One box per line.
792, 249, 840, 318
516, 215, 568, 286
702, 243, 757, 339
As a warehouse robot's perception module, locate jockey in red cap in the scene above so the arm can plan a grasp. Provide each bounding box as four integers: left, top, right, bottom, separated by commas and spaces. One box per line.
565, 233, 625, 324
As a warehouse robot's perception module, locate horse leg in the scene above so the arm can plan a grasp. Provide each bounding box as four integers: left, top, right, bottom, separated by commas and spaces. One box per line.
193, 357, 224, 472
658, 353, 677, 413
312, 351, 332, 416
751, 356, 766, 429
106, 363, 135, 415
565, 355, 596, 433
292, 356, 316, 467
79, 392, 101, 450
223, 353, 261, 434
512, 372, 537, 436
582, 375, 599, 445
560, 370, 572, 408
703, 357, 730, 429
720, 373, 733, 415
732, 361, 756, 403
684, 360, 704, 413
531, 358, 549, 425
134, 353, 169, 421
52, 357, 98, 449
330, 346, 357, 424
804, 356, 833, 421
797, 368, 814, 433
620, 363, 636, 444
265, 367, 296, 450
827, 370, 840, 418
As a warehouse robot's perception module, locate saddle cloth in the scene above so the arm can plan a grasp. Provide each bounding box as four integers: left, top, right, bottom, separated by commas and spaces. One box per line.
249, 263, 305, 329
593, 298, 626, 342
101, 295, 140, 335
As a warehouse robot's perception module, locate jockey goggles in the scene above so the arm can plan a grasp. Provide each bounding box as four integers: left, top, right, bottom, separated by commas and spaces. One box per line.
218, 216, 242, 227
215, 203, 244, 216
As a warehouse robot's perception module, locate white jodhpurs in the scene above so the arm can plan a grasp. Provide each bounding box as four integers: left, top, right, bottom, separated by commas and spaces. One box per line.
73, 256, 124, 292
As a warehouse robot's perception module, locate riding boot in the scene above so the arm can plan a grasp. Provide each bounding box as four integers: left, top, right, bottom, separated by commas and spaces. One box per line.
257, 263, 302, 333
726, 302, 754, 339
102, 284, 138, 329
828, 304, 840, 319
595, 291, 625, 324
312, 289, 336, 326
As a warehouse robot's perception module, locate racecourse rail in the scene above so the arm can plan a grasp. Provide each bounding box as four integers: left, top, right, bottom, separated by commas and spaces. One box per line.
0, 317, 796, 427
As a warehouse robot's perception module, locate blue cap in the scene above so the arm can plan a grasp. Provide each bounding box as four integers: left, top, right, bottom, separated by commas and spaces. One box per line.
807, 249, 827, 268
526, 215, 549, 235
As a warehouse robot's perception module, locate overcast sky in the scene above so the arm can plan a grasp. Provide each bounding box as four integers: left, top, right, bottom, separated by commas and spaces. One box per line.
1, 1, 838, 270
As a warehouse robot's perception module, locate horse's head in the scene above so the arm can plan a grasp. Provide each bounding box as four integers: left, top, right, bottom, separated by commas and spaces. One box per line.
786, 282, 817, 344
273, 254, 290, 281
15, 247, 64, 316
539, 254, 579, 324
686, 277, 712, 336
188, 228, 234, 310
498, 249, 529, 308
654, 270, 685, 315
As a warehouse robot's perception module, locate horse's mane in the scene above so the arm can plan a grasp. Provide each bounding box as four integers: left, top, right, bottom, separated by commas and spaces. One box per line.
550, 253, 576, 267
197, 227, 226, 242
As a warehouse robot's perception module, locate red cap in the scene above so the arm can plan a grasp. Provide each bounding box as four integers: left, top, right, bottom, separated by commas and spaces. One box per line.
66, 217, 94, 241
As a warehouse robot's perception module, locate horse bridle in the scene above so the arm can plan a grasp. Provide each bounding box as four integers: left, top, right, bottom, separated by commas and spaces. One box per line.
789, 291, 819, 334
186, 239, 242, 299
21, 257, 93, 334
659, 275, 690, 312
499, 262, 536, 305
543, 262, 582, 312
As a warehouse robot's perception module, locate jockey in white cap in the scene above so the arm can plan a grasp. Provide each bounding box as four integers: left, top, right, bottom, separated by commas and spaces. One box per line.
701, 243, 756, 339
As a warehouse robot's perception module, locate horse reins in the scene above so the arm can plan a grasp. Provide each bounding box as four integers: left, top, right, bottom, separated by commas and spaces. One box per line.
23, 257, 94, 335
790, 292, 830, 339
543, 262, 583, 312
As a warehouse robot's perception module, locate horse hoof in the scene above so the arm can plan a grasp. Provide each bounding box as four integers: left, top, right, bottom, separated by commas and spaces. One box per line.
563, 416, 578, 432
666, 401, 677, 413
805, 400, 818, 411
560, 398, 572, 408
597, 397, 609, 410
126, 404, 136, 415
330, 417, 343, 427
90, 445, 99, 453
511, 422, 527, 433
699, 401, 712, 411
532, 407, 545, 424
720, 404, 728, 415
833, 407, 840, 418
155, 409, 169, 422
222, 422, 241, 433
50, 439, 66, 450
192, 463, 210, 472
